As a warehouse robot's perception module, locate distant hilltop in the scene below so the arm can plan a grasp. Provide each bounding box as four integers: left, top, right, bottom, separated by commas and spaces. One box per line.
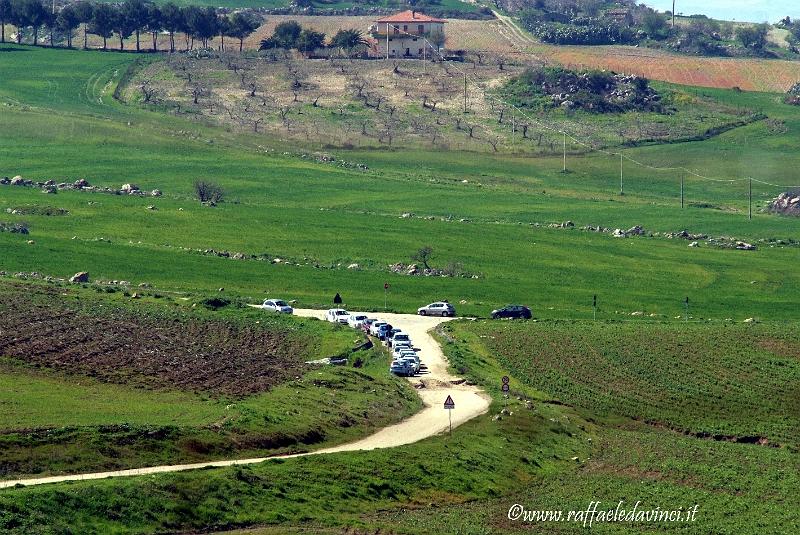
643, 0, 800, 23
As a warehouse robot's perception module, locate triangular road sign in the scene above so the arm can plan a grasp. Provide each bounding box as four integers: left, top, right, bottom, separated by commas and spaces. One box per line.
444, 395, 455, 410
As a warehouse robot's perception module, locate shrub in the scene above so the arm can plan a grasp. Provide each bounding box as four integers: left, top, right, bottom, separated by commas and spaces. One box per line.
194, 181, 224, 203
200, 297, 230, 310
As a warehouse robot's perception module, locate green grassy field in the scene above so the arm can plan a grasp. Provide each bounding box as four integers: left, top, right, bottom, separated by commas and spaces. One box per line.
2, 45, 800, 321
1, 43, 798, 533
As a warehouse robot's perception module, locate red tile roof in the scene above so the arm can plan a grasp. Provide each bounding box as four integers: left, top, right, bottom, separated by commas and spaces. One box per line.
375, 10, 447, 24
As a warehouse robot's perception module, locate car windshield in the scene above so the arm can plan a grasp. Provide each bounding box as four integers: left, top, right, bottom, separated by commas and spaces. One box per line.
355, 315, 367, 320
336, 310, 348, 315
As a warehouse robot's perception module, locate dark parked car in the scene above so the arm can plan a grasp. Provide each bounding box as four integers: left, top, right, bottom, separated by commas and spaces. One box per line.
491, 305, 532, 320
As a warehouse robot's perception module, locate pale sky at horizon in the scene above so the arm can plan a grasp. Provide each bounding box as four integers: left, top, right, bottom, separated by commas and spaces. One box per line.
643, 1, 799, 23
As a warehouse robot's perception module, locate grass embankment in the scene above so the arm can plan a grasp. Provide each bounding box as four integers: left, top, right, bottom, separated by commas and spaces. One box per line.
0, 390, 588, 533
0, 280, 421, 478
397, 319, 798, 534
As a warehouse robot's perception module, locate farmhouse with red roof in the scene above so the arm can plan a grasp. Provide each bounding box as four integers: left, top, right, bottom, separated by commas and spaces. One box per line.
368, 10, 447, 58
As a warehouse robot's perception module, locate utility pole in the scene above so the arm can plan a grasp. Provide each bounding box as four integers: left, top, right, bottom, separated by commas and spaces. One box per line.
672, 0, 676, 29
680, 173, 684, 208
386, 23, 389, 60
592, 295, 597, 321
562, 132, 567, 172
619, 152, 624, 195
684, 296, 689, 322
748, 177, 752, 220
463, 73, 468, 113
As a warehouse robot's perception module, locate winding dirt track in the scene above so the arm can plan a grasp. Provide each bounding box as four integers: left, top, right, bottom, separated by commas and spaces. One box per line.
0, 309, 490, 490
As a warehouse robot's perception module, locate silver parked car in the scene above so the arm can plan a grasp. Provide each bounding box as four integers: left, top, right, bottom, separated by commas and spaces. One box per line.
417, 301, 456, 317
262, 299, 293, 314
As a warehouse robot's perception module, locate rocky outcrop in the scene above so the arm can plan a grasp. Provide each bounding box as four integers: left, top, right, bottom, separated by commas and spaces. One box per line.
69, 272, 90, 283
766, 191, 800, 216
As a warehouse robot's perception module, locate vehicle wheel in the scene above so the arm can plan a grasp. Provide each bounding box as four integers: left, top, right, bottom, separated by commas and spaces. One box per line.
442, 311, 450, 317
419, 310, 426, 316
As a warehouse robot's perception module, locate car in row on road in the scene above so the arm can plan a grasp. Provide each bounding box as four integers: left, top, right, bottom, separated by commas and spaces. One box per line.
321, 308, 424, 377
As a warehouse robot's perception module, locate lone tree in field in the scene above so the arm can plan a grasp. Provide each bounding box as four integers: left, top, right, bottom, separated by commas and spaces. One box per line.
194, 180, 224, 203
411, 246, 434, 270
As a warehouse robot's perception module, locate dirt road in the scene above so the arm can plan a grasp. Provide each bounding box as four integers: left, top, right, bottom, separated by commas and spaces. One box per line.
0, 309, 490, 489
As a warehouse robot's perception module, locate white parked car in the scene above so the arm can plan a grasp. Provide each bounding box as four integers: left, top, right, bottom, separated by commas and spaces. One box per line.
370, 321, 388, 336
392, 355, 419, 373
390, 360, 415, 377
390, 332, 411, 347
347, 314, 369, 329
417, 301, 456, 317
262, 299, 293, 314
326, 308, 350, 324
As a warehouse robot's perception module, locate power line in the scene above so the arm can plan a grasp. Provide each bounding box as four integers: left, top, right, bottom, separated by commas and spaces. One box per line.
393, 26, 800, 193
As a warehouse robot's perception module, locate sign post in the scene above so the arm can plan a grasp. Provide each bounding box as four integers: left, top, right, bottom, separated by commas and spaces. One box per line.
501, 375, 510, 406
684, 296, 689, 322
592, 295, 597, 321
444, 394, 455, 435
384, 282, 389, 311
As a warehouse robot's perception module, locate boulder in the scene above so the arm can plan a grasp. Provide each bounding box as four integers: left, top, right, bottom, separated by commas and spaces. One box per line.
120, 183, 139, 193
612, 228, 626, 238
347, 263, 360, 270
69, 271, 89, 283
74, 178, 90, 188
735, 241, 756, 251
627, 225, 644, 235
151, 189, 162, 197
10, 176, 24, 186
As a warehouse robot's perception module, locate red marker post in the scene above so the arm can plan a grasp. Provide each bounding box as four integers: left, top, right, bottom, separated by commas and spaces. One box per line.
384, 282, 390, 311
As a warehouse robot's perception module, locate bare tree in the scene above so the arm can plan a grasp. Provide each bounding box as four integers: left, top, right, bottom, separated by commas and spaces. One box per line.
139, 80, 159, 103
411, 246, 434, 270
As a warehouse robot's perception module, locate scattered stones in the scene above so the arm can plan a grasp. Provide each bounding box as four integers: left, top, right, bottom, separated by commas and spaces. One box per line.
400, 212, 414, 218
689, 241, 699, 247
1, 174, 163, 197
347, 263, 360, 270
0, 222, 29, 234
735, 241, 756, 251
146, 205, 157, 210
69, 271, 90, 283
743, 317, 759, 323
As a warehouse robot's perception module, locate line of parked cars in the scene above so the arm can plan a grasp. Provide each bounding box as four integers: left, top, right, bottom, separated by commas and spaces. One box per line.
324, 308, 423, 377
266, 299, 532, 321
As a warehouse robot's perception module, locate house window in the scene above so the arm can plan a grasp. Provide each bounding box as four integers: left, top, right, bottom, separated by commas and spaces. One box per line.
413, 38, 417, 42
418, 48, 423, 56
418, 24, 424, 33
393, 25, 399, 34
403, 25, 408, 31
